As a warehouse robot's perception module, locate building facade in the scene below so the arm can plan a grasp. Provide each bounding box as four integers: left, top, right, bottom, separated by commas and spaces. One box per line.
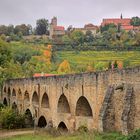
74, 23, 98, 36
49, 17, 65, 39
101, 15, 134, 31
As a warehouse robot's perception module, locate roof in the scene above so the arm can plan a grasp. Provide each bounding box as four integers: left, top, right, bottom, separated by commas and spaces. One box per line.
33, 73, 56, 77
54, 26, 65, 31
101, 18, 131, 26
84, 23, 98, 29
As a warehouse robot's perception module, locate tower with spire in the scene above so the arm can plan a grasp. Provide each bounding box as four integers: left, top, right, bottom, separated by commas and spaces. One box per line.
120, 13, 123, 19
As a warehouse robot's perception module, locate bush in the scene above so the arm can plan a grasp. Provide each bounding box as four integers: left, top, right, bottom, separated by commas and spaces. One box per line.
0, 103, 4, 109
123, 59, 130, 68
95, 62, 105, 71
78, 125, 88, 133
0, 107, 25, 129
127, 129, 140, 140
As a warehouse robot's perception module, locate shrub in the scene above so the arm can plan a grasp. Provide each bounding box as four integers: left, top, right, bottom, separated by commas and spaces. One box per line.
123, 59, 130, 68
95, 62, 105, 71
57, 60, 71, 74
0, 103, 4, 109
127, 129, 140, 140
0, 107, 25, 129
78, 125, 88, 133
114, 60, 118, 69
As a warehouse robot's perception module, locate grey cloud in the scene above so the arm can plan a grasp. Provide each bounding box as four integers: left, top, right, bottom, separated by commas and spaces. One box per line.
0, 0, 140, 28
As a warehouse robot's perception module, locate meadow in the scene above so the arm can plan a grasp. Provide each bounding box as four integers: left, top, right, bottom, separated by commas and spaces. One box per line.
57, 51, 140, 67
1, 131, 126, 140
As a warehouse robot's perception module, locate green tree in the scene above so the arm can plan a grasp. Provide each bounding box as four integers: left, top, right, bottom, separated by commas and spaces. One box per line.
101, 23, 117, 32
14, 24, 30, 36
135, 32, 140, 46
84, 30, 94, 42
13, 46, 40, 65
131, 17, 140, 26
0, 38, 11, 67
36, 19, 49, 35
23, 57, 51, 77
62, 35, 72, 44
0, 25, 8, 35
0, 60, 24, 86
70, 30, 84, 45
7, 25, 14, 36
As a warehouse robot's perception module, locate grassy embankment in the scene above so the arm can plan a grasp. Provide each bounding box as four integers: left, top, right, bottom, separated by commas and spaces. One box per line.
1, 131, 126, 140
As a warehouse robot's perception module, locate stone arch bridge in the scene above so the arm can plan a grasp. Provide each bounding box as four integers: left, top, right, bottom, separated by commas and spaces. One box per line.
1, 66, 140, 135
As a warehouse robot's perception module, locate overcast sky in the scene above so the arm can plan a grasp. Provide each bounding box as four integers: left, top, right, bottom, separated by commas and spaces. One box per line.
0, 0, 140, 28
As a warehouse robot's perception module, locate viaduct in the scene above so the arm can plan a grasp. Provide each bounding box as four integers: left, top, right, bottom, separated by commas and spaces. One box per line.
1, 66, 140, 135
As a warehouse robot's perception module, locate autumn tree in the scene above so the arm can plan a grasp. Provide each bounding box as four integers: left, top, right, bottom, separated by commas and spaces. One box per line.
58, 60, 71, 73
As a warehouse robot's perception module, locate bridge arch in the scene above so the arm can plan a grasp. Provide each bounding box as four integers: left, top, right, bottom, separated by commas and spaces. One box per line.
7, 87, 11, 105
57, 94, 70, 113
24, 91, 30, 102
3, 86, 6, 93
25, 109, 34, 128
41, 93, 49, 108
76, 96, 93, 117
12, 88, 16, 97
3, 98, 8, 106
12, 102, 18, 113
8, 87, 11, 97
18, 88, 22, 98
32, 91, 39, 105
58, 121, 68, 131
38, 116, 47, 128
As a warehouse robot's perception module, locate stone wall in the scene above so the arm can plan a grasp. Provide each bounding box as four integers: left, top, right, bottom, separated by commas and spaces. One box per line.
1, 66, 140, 134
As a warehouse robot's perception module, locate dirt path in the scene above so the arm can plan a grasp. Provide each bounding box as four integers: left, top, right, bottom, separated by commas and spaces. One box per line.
0, 130, 34, 139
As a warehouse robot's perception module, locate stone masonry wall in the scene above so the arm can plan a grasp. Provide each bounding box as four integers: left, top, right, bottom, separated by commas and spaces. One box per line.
1, 66, 140, 134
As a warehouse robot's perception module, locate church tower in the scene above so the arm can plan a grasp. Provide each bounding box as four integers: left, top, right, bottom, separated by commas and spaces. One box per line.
51, 17, 57, 27
120, 13, 123, 19
50, 17, 57, 39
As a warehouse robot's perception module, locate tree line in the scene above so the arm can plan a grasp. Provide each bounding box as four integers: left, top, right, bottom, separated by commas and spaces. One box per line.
0, 19, 49, 37
0, 16, 140, 37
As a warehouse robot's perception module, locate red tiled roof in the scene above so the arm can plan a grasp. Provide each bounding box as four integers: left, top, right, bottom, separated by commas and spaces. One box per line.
84, 23, 98, 29
54, 26, 65, 31
33, 73, 56, 77
101, 18, 131, 26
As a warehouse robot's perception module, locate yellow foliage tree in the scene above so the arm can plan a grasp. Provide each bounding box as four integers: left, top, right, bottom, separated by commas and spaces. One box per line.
57, 60, 71, 73
117, 61, 123, 69
86, 65, 94, 72
47, 45, 52, 50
